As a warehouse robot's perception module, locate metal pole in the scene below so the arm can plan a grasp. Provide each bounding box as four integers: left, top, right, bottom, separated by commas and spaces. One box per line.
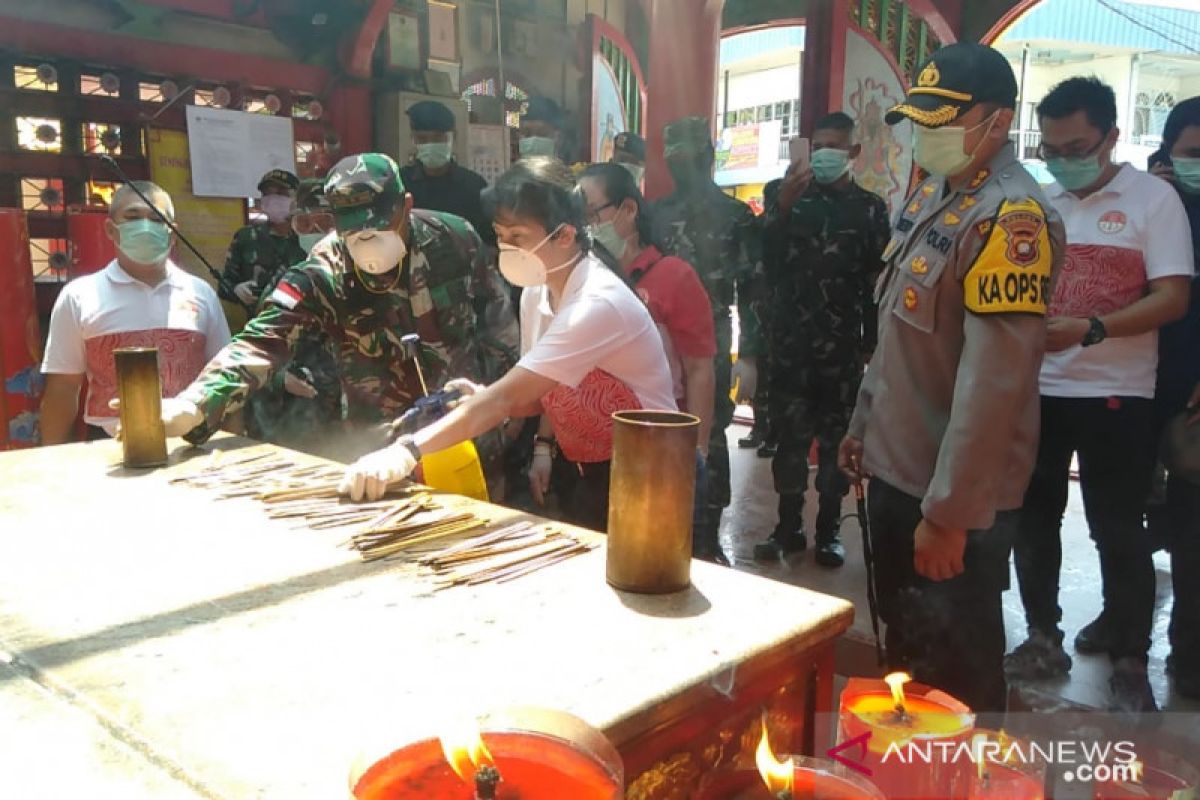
1018, 43, 1029, 155
494, 0, 506, 112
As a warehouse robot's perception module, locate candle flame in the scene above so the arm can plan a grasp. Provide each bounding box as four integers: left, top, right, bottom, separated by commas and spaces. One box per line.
884, 671, 912, 709
755, 716, 794, 796
1131, 760, 1144, 785
972, 733, 989, 782
440, 718, 496, 784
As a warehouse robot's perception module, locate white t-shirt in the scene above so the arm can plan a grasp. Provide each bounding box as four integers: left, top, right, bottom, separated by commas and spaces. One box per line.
42, 259, 231, 434
1040, 165, 1195, 398
519, 255, 676, 409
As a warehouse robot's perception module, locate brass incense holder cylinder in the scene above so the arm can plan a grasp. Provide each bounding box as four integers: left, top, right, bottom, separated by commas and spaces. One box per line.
113, 347, 167, 468
606, 410, 699, 594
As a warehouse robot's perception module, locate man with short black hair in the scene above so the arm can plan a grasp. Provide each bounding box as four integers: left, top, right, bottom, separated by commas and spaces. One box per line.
1007, 77, 1193, 713
40, 181, 229, 443
611, 132, 646, 185
401, 100, 493, 247
755, 111, 889, 567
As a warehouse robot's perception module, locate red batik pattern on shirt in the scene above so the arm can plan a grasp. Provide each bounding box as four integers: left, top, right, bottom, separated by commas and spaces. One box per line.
84, 329, 209, 419
541, 369, 642, 463
1049, 244, 1147, 318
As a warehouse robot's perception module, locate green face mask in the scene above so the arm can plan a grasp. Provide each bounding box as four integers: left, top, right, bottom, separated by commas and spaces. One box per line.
298, 232, 325, 254
116, 218, 171, 265
1173, 157, 1200, 194
912, 112, 999, 178
811, 148, 851, 184
416, 142, 452, 170
589, 220, 627, 260
1044, 154, 1104, 192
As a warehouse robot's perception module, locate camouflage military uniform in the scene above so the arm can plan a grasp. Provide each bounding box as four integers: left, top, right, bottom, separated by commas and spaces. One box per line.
219, 223, 306, 305
179, 155, 520, 474
651, 184, 763, 511
763, 179, 889, 538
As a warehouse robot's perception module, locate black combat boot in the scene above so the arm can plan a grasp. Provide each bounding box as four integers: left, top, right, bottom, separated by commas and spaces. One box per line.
814, 495, 846, 567
754, 494, 806, 560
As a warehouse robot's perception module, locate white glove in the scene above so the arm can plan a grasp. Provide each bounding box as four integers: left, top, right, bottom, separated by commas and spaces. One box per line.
338, 442, 419, 502
234, 281, 259, 306
732, 358, 758, 404
107, 397, 202, 439
529, 444, 553, 506
283, 371, 318, 398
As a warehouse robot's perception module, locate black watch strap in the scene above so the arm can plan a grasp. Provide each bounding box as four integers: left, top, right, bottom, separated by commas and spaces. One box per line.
1082, 316, 1107, 347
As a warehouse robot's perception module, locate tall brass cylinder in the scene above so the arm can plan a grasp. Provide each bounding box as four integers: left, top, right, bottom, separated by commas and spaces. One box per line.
113, 347, 167, 468
606, 410, 700, 594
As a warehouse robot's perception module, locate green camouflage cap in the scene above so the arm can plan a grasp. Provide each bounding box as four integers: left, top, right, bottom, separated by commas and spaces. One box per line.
663, 116, 712, 156
324, 153, 407, 232
295, 178, 329, 212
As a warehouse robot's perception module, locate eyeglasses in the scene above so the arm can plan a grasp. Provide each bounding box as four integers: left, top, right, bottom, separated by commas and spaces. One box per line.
292, 212, 335, 235
1037, 136, 1106, 161
584, 202, 615, 226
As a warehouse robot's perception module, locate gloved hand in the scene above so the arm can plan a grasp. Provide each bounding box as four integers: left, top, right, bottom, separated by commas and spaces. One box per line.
338, 442, 419, 502
234, 281, 259, 306
732, 358, 758, 404
108, 397, 203, 439
283, 371, 317, 399
529, 442, 553, 506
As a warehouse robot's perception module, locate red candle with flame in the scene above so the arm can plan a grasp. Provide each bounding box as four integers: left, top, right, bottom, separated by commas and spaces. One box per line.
694, 717, 885, 799
838, 673, 975, 800
1094, 754, 1199, 800
966, 731, 1046, 800
350, 709, 623, 800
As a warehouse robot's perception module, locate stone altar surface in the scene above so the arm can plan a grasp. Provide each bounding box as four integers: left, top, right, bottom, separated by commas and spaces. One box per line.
0, 437, 853, 798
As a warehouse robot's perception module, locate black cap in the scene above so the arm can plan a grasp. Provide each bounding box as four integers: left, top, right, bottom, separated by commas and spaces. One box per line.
613, 132, 645, 161
886, 43, 1018, 128
406, 100, 456, 132
524, 96, 564, 128
257, 169, 299, 193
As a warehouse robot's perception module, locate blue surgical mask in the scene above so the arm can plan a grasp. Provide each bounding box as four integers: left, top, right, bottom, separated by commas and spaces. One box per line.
519, 136, 556, 158
811, 148, 851, 184
1173, 157, 1200, 194
116, 219, 171, 265
1045, 154, 1104, 192
416, 142, 452, 170
298, 232, 325, 254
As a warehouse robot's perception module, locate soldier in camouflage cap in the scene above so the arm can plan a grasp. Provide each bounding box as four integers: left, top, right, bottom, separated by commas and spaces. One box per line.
156, 153, 520, 488
651, 115, 766, 566
221, 168, 305, 309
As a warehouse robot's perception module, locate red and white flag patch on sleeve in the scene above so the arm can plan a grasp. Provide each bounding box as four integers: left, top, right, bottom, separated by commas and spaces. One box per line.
270, 282, 304, 310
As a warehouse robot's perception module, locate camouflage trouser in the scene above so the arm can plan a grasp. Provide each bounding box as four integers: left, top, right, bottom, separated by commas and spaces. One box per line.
707, 316, 735, 510
769, 359, 861, 534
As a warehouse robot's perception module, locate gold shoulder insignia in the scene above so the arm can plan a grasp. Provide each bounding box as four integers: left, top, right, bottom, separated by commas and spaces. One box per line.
921, 184, 937, 196
908, 200, 922, 214
943, 211, 961, 226
967, 169, 991, 191
911, 255, 929, 275
959, 196, 977, 210
904, 286, 919, 310
976, 219, 993, 237
963, 198, 1052, 315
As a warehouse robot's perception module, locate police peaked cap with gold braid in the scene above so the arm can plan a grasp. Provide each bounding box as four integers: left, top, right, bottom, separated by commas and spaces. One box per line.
887, 43, 1019, 129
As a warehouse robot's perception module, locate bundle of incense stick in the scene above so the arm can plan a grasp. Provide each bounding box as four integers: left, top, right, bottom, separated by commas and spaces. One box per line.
417, 521, 597, 589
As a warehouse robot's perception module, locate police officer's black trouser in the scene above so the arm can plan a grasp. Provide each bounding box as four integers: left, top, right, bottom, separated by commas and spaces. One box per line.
1014, 396, 1157, 662
770, 361, 860, 535
869, 477, 1014, 713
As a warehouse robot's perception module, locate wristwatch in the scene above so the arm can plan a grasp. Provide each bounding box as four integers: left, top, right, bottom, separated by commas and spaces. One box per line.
1081, 317, 1108, 347
396, 435, 422, 461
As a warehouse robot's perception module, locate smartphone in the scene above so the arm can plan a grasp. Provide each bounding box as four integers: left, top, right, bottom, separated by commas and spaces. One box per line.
789, 137, 810, 170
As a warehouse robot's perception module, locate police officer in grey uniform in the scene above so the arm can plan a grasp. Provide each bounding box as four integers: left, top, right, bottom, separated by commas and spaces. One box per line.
838, 43, 1065, 713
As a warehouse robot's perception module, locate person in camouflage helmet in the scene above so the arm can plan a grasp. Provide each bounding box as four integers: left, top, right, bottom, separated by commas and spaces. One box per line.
241, 178, 344, 450
220, 169, 306, 309
753, 112, 890, 567
650, 115, 766, 566
156, 153, 520, 482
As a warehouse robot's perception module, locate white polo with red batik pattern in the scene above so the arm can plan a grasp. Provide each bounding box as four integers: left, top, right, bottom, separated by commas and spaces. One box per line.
1040, 164, 1194, 399
42, 259, 231, 435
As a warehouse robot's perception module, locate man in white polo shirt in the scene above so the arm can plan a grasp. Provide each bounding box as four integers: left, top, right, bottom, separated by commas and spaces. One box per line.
1007, 77, 1193, 713
39, 181, 230, 443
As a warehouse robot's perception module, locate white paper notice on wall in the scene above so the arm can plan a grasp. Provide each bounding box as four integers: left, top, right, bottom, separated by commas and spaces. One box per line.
185, 106, 296, 198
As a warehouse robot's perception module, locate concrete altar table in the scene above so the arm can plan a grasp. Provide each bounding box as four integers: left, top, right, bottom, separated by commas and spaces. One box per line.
0, 437, 853, 798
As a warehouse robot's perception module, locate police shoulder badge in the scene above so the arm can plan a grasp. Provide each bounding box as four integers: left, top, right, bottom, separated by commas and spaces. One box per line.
963, 198, 1053, 316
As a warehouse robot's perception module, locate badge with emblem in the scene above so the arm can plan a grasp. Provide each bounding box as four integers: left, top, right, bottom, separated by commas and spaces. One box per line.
1098, 210, 1127, 234
917, 62, 941, 88
943, 211, 961, 226
976, 219, 993, 237
998, 206, 1045, 265
903, 286, 919, 310
910, 256, 929, 275
922, 184, 936, 196
908, 200, 922, 214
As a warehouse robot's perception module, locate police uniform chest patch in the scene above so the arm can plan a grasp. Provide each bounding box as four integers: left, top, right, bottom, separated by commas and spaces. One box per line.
903, 286, 919, 310
963, 198, 1053, 316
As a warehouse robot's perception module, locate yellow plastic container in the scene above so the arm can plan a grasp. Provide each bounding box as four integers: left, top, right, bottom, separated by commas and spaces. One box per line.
419, 440, 489, 502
